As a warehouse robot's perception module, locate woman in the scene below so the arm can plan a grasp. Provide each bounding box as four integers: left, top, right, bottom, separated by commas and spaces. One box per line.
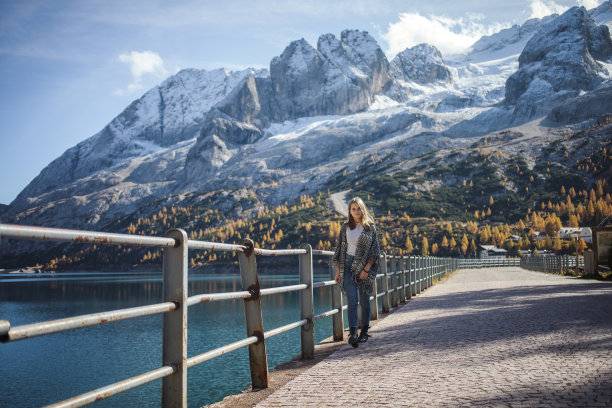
333, 197, 381, 348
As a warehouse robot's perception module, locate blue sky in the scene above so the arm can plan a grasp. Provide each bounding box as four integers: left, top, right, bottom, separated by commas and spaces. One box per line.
0, 0, 602, 205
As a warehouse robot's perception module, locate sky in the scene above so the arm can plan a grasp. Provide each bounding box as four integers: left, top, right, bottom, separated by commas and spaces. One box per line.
0, 0, 604, 205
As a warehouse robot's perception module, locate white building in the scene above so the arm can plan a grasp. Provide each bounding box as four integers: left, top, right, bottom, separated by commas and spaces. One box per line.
558, 227, 592, 243
580, 227, 592, 243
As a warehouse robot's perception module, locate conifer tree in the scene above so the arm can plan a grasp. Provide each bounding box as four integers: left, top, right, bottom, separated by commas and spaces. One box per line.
421, 237, 429, 256
405, 237, 414, 253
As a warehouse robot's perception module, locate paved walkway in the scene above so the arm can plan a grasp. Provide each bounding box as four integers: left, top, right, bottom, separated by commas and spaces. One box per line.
256, 268, 612, 407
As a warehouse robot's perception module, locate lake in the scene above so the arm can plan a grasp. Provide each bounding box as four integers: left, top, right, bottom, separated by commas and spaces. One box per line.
0, 268, 346, 407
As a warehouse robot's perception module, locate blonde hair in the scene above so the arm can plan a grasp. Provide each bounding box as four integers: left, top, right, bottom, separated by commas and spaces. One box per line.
347, 197, 375, 229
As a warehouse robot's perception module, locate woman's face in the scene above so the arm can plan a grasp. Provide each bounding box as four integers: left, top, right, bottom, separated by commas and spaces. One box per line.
350, 203, 363, 223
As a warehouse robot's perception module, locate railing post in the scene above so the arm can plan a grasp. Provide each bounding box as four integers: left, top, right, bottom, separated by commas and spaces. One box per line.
431, 257, 434, 286
299, 244, 314, 359
423, 257, 428, 289
399, 256, 406, 303
420, 256, 425, 292
162, 229, 188, 408
413, 256, 418, 296
370, 271, 379, 322
391, 256, 399, 308
425, 257, 430, 289
407, 256, 413, 299
381, 254, 390, 313
426, 257, 430, 287
421, 257, 426, 289
238, 239, 269, 389
331, 256, 344, 341
416, 257, 421, 294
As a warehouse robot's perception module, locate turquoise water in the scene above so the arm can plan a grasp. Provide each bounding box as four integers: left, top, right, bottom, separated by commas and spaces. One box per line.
0, 269, 342, 407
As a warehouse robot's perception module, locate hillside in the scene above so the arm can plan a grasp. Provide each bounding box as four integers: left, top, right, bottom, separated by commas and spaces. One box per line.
4, 117, 609, 271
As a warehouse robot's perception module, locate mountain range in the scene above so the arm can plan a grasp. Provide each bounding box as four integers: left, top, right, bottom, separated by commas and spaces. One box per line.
1, 3, 612, 260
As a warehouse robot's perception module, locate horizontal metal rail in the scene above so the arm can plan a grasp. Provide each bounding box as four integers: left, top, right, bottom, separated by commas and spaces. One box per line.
311, 250, 334, 256
457, 257, 521, 268
186, 317, 312, 371
313, 309, 339, 321
0, 223, 176, 247
265, 319, 308, 338
186, 336, 259, 368
255, 248, 308, 256
188, 240, 245, 253
46, 365, 176, 408
187, 280, 335, 306
2, 302, 177, 343
312, 280, 335, 288
260, 284, 307, 296
187, 291, 252, 306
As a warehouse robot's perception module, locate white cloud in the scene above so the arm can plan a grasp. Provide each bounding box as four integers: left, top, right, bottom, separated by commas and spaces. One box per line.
528, 0, 600, 20
576, 0, 601, 9
113, 50, 168, 95
382, 13, 506, 57
528, 1, 568, 18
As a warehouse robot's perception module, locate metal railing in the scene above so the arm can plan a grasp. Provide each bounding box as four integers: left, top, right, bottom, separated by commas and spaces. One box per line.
0, 223, 457, 408
457, 257, 521, 269
520, 254, 583, 274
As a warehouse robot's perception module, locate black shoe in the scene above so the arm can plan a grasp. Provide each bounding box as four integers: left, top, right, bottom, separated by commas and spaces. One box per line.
348, 328, 359, 348
358, 325, 370, 343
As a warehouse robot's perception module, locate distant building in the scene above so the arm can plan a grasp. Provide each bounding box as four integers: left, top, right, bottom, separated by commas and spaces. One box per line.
532, 232, 547, 242
558, 227, 582, 240
558, 227, 592, 243
479, 245, 508, 258
580, 227, 592, 243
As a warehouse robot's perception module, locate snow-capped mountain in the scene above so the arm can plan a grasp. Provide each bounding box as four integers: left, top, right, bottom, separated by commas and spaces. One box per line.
13, 68, 259, 203
3, 3, 612, 243
505, 6, 612, 119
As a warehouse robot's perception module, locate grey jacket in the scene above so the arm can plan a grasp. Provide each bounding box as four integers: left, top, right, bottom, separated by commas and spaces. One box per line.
332, 222, 381, 295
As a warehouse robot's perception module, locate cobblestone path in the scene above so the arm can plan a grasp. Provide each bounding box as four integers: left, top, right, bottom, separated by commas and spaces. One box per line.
256, 268, 612, 407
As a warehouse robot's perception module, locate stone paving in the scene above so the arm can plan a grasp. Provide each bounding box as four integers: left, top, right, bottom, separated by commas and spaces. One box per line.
256, 268, 612, 407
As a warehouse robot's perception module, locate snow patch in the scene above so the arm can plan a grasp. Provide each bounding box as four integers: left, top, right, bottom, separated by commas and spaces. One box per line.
369, 95, 400, 111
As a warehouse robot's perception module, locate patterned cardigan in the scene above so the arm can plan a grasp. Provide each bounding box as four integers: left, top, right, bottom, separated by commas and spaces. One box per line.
332, 222, 381, 295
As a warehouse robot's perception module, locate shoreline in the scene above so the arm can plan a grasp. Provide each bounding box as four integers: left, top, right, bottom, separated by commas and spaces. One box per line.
0, 259, 331, 275
0, 266, 45, 274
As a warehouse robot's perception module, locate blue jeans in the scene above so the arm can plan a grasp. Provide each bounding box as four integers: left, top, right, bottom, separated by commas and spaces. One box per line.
344, 255, 371, 329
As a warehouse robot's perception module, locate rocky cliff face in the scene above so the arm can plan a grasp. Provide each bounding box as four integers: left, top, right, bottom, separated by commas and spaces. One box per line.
505, 6, 612, 119
183, 29, 394, 187
269, 30, 392, 121
391, 44, 453, 85
548, 83, 612, 123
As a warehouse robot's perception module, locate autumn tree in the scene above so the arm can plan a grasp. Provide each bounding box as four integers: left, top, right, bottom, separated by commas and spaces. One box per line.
421, 237, 429, 256
405, 237, 414, 253
576, 238, 587, 253
441, 236, 449, 248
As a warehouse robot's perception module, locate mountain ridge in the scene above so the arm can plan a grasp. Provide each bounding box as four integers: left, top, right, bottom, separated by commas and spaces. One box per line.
2, 3, 611, 262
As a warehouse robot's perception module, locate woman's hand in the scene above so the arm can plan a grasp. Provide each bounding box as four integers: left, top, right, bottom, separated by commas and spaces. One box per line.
335, 272, 341, 284
359, 270, 368, 280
